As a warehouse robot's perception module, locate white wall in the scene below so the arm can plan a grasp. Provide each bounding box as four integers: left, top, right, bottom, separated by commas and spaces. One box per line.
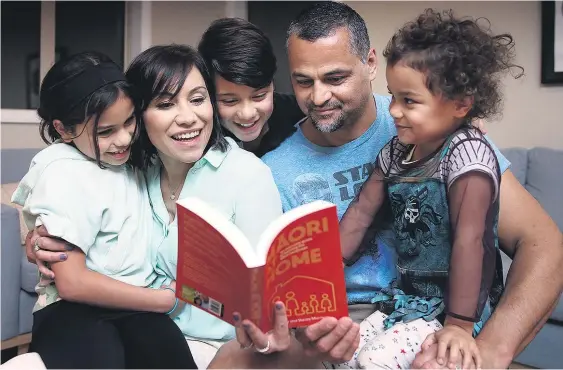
347, 1, 563, 150
151, 1, 228, 47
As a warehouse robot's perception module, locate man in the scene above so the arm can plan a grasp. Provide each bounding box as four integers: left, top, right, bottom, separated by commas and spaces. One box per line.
210, 2, 562, 368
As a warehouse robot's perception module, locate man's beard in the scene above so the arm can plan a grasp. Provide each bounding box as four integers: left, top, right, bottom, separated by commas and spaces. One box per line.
311, 110, 346, 133
308, 101, 346, 133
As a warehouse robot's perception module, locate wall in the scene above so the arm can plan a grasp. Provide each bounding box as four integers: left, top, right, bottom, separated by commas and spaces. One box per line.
151, 1, 228, 47
346, 1, 563, 150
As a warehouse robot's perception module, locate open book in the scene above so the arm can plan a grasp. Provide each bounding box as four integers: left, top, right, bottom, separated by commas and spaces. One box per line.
175, 198, 348, 331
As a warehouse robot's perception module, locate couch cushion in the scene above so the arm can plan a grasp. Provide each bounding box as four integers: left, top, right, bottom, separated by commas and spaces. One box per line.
525, 148, 563, 230
501, 148, 528, 185
20, 254, 39, 294
1, 148, 41, 184
1, 182, 29, 245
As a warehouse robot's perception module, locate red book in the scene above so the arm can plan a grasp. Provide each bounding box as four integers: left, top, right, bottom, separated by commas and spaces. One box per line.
175, 198, 348, 332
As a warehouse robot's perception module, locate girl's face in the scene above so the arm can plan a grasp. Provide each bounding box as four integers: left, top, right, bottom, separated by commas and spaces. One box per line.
386, 63, 471, 154
57, 92, 136, 166
143, 67, 214, 166
215, 75, 274, 142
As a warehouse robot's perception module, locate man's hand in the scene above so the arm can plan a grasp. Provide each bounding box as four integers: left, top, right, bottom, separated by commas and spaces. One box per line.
233, 301, 292, 355
295, 316, 360, 364
25, 225, 74, 278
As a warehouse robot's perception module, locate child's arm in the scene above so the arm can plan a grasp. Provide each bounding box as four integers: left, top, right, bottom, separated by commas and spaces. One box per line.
51, 248, 177, 312
339, 165, 386, 262
425, 137, 501, 369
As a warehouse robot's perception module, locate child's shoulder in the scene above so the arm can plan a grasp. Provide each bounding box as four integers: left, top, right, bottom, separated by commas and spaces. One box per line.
442, 127, 495, 160
30, 143, 94, 171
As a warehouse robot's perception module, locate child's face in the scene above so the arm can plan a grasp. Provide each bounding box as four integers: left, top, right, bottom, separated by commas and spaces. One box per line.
386, 63, 469, 149
143, 67, 214, 166
215, 76, 274, 143
63, 93, 136, 166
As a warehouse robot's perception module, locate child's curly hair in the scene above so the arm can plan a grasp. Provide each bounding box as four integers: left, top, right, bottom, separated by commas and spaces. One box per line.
383, 9, 524, 122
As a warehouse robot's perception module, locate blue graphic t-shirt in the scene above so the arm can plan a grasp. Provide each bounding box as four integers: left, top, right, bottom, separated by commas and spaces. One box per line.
262, 94, 511, 304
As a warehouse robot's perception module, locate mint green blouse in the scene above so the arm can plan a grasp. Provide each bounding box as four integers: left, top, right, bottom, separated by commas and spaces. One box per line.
147, 138, 283, 341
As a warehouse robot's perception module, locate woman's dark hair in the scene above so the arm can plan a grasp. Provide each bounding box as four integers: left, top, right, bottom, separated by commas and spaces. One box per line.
38, 51, 138, 166
198, 18, 277, 89
383, 9, 524, 122
126, 44, 228, 169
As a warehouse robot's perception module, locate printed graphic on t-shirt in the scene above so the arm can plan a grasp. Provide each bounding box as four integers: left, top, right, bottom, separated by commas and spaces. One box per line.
292, 162, 376, 207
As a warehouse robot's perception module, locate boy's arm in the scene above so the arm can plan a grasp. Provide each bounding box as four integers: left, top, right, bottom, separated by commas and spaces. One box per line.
339, 166, 386, 262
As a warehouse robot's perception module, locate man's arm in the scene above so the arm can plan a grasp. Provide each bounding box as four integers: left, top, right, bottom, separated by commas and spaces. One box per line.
475, 169, 563, 366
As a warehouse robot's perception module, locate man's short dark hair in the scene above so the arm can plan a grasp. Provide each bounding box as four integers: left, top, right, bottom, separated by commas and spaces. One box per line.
198, 17, 277, 89
286, 2, 370, 62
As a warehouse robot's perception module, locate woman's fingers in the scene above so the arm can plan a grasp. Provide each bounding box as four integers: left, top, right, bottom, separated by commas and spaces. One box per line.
233, 312, 253, 349
242, 319, 271, 353
271, 302, 291, 351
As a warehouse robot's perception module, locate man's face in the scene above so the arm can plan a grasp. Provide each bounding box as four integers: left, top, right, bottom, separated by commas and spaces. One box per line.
287, 27, 376, 133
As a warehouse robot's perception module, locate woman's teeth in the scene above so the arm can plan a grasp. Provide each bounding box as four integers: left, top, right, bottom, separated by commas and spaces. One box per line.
172, 131, 201, 141
236, 122, 256, 128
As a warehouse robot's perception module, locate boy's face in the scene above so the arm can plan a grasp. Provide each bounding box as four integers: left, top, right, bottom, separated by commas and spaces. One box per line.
386, 63, 470, 151
215, 76, 274, 143
287, 27, 376, 133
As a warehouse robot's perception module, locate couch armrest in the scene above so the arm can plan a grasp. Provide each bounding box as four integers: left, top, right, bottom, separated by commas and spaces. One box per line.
1, 205, 23, 340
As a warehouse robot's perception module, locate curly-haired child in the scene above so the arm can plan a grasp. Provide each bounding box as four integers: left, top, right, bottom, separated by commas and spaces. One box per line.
337, 9, 524, 370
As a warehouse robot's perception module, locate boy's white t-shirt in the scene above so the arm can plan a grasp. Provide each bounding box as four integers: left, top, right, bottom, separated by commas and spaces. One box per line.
12, 143, 156, 311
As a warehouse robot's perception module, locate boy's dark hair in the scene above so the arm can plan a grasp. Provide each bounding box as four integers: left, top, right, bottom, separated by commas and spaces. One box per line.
38, 51, 138, 166
198, 18, 277, 89
126, 44, 228, 170
286, 2, 370, 62
384, 9, 524, 122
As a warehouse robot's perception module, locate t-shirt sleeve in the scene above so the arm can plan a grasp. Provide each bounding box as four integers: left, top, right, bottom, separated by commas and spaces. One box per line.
445, 137, 501, 201
483, 134, 510, 174
444, 136, 500, 322
15, 162, 103, 254
234, 164, 283, 248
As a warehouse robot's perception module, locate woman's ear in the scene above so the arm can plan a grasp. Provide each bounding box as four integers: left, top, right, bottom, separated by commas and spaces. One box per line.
53, 120, 74, 143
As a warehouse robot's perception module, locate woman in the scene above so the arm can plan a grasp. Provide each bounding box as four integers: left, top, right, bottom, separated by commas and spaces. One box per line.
127, 44, 284, 368
198, 18, 305, 157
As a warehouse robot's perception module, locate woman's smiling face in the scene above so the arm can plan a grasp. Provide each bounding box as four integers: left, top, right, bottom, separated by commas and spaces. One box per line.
143, 67, 214, 166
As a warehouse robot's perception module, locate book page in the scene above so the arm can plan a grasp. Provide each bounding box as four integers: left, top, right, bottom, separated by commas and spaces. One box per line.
176, 205, 253, 324
260, 205, 349, 330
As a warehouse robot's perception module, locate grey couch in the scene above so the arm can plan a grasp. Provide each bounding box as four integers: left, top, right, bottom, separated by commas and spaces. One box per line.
1, 148, 41, 349
501, 147, 563, 369
1, 147, 561, 366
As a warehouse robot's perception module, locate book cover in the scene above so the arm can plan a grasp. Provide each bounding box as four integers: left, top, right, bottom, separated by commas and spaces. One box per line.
175, 198, 348, 331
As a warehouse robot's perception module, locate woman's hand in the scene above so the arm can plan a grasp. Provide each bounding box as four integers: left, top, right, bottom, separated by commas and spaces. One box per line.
25, 225, 74, 278
422, 325, 481, 369
233, 301, 291, 355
